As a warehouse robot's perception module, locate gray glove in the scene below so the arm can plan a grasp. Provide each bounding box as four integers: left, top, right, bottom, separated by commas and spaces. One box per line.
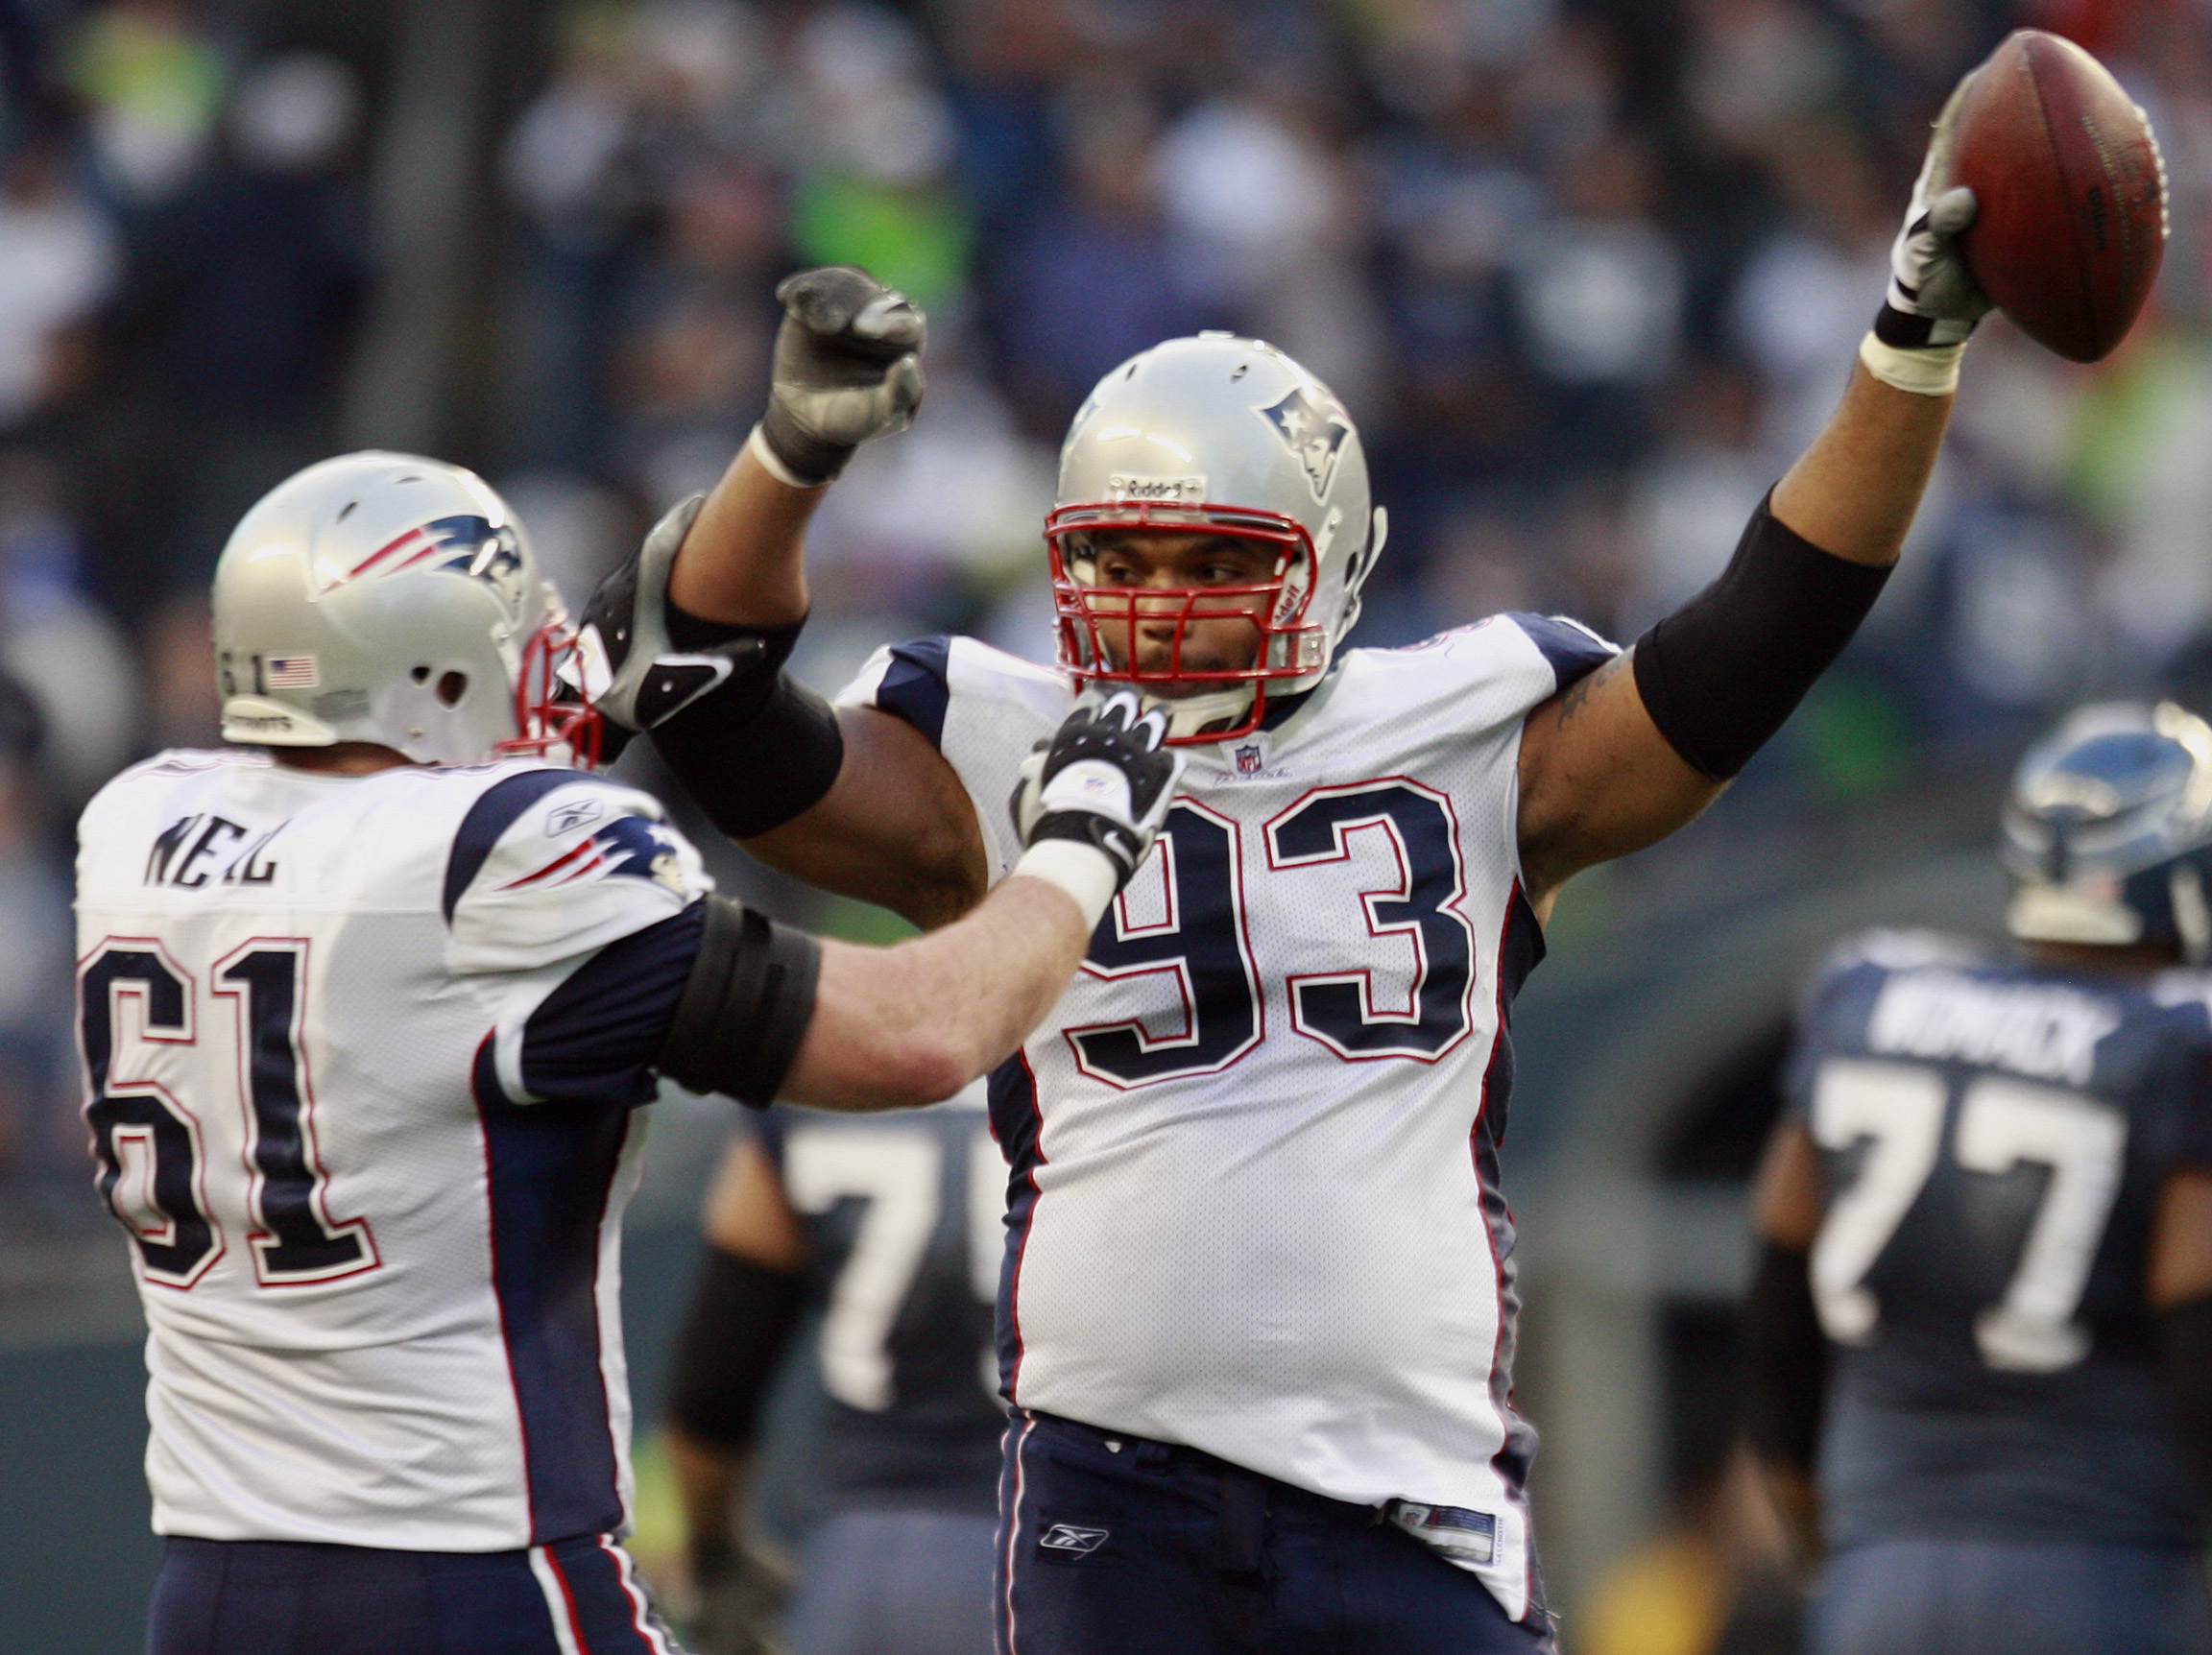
1012, 690, 1182, 894
1877, 77, 1992, 349
757, 266, 925, 485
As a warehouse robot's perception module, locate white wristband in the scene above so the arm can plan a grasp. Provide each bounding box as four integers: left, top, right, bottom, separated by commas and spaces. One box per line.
745, 423, 827, 491
1011, 839, 1119, 931
1859, 332, 1964, 397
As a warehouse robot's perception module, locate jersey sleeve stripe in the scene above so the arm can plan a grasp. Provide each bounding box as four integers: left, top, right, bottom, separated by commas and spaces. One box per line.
1503, 612, 1618, 695
445, 770, 597, 921
874, 636, 955, 750
508, 903, 703, 1112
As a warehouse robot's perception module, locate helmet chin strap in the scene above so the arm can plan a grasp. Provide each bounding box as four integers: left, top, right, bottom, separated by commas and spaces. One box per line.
1142, 684, 1260, 742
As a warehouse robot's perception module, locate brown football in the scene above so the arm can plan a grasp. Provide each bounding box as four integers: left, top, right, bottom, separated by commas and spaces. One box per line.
1950, 29, 2167, 363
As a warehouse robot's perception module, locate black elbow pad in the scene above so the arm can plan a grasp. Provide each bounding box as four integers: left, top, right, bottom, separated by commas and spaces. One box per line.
658, 895, 822, 1107
1633, 494, 1891, 780
652, 605, 846, 840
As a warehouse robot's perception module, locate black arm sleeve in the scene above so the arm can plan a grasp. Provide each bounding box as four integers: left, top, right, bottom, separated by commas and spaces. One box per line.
1632, 492, 1892, 780
667, 1243, 808, 1451
1741, 1238, 1829, 1474
2159, 1295, 2212, 1508
657, 894, 823, 1108
647, 605, 846, 840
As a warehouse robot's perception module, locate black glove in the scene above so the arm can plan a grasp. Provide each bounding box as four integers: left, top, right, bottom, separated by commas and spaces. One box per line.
757, 266, 925, 486
1011, 690, 1182, 895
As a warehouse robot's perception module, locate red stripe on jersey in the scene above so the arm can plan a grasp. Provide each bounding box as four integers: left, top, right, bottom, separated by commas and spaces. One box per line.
501, 836, 600, 890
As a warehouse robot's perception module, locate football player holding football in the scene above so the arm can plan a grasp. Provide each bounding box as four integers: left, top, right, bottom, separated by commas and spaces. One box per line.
587, 80, 2012, 1655
77, 452, 1179, 1654
1745, 702, 2212, 1655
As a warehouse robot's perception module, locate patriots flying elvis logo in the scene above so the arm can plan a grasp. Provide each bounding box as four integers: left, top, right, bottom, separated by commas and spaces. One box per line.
1259, 385, 1351, 501
500, 813, 686, 897
323, 516, 528, 614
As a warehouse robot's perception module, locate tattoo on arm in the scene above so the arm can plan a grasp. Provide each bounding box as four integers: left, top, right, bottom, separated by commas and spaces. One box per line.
1556, 652, 1625, 725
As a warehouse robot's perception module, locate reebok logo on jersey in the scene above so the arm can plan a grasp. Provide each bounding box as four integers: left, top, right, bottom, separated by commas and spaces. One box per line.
545, 798, 605, 836
1038, 1523, 1111, 1555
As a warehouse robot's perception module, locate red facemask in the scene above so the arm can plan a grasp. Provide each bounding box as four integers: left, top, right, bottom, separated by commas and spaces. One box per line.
1046, 499, 1326, 744
496, 614, 604, 769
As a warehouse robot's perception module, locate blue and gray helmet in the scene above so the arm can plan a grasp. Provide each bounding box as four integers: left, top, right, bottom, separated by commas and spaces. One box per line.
2002, 701, 2212, 961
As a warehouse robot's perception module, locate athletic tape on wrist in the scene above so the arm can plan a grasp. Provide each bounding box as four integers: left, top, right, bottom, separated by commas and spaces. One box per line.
745, 422, 827, 491
1859, 331, 1963, 397
1011, 839, 1119, 931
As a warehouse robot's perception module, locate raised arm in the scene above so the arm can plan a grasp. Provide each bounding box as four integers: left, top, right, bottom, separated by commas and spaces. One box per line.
582, 268, 988, 928
1517, 90, 1987, 904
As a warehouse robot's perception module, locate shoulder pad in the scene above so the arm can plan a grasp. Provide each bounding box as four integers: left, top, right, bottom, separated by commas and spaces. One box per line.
1805, 927, 1985, 995
444, 767, 709, 974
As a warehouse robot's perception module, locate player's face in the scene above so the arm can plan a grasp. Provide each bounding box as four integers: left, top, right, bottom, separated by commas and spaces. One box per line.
1084, 531, 1277, 694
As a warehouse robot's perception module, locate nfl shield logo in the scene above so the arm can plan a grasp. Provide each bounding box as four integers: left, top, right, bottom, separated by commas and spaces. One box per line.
1236, 744, 1262, 775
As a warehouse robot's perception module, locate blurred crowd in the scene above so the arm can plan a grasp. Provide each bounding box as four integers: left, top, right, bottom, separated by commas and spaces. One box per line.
0, 0, 2207, 1220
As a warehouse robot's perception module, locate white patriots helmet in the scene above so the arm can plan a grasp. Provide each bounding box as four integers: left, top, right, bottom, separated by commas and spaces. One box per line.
211, 452, 600, 767
1047, 333, 1386, 742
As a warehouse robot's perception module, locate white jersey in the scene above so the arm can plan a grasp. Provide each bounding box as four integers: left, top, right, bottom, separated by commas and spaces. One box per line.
838, 614, 1615, 1622
74, 749, 710, 1551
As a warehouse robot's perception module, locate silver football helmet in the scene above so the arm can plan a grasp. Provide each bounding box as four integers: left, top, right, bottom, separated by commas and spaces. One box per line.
1047, 333, 1386, 742
211, 451, 600, 767
2002, 701, 2212, 959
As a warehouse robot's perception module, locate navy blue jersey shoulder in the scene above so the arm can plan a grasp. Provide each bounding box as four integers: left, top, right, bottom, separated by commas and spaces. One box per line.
1504, 612, 1616, 694
874, 636, 954, 750
506, 902, 704, 1111
443, 768, 603, 921
1791, 939, 2212, 1550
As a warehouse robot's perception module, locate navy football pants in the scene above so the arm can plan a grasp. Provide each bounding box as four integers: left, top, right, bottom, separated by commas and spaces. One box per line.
147, 1533, 684, 1655
996, 1412, 1554, 1655
1813, 1538, 2212, 1655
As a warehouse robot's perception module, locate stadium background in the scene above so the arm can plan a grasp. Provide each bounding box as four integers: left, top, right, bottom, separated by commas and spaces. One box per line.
0, 0, 2197, 1647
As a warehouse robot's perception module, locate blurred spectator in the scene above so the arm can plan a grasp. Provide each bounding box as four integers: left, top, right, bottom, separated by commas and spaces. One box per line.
785, 6, 970, 320
0, 672, 84, 1227
0, 137, 118, 432
107, 48, 368, 599
0, 449, 134, 797
66, 0, 224, 206
997, 74, 1210, 435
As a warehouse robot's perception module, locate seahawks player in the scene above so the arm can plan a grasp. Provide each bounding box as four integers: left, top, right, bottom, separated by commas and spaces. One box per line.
663, 1089, 1004, 1655
76, 451, 1179, 1655
1744, 702, 2212, 1655
586, 75, 2036, 1655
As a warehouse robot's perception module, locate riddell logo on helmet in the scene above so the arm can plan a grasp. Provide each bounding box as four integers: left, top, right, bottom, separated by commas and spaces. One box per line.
1107, 473, 1206, 504
1259, 386, 1351, 501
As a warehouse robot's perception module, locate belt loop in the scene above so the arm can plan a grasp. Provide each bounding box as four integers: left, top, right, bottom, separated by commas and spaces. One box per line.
1208, 1467, 1270, 1652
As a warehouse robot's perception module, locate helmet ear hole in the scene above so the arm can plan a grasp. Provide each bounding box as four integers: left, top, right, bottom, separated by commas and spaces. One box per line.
436, 671, 468, 707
